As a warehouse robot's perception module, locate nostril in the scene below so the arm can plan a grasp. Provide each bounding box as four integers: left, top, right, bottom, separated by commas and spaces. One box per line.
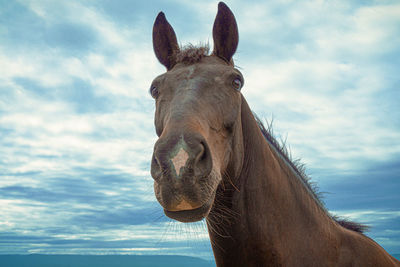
193, 141, 212, 178
153, 153, 161, 167
151, 154, 162, 180
195, 142, 206, 163
153, 156, 161, 169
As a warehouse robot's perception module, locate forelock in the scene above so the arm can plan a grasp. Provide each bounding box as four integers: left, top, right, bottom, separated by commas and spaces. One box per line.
175, 44, 210, 64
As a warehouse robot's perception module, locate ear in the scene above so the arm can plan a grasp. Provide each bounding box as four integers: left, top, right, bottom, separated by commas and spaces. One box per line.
212, 2, 239, 63
153, 12, 179, 70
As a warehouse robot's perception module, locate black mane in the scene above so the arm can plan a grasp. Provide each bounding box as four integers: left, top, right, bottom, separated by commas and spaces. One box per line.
254, 115, 368, 233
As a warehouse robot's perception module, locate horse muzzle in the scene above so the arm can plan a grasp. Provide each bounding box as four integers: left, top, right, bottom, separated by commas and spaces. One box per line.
151, 132, 214, 222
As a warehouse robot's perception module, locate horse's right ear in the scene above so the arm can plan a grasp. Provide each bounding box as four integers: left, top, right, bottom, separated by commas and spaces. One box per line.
153, 12, 179, 70
212, 2, 238, 63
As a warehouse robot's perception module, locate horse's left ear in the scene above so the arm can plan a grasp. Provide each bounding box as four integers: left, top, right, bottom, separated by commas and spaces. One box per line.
153, 12, 179, 70
212, 2, 239, 63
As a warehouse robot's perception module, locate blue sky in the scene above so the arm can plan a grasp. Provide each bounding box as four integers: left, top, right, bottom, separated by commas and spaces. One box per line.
0, 0, 399, 260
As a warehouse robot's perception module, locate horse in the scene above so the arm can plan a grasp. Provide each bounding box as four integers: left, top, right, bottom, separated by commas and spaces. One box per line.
149, 2, 400, 266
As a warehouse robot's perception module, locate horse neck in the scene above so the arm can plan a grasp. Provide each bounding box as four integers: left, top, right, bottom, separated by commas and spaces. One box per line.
207, 97, 337, 265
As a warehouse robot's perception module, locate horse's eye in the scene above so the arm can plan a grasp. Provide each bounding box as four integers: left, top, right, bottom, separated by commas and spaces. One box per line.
150, 85, 159, 99
232, 78, 242, 91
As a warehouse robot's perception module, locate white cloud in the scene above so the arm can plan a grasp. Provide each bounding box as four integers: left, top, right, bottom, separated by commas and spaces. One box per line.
316, 4, 400, 57
243, 57, 400, 170
238, 2, 400, 171
0, 0, 160, 178
332, 210, 400, 222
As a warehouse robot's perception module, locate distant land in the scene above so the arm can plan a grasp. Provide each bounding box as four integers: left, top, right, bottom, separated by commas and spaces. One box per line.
0, 254, 398, 266
0, 255, 216, 267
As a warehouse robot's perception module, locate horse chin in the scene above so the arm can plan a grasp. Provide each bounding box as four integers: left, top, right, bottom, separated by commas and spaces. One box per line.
164, 191, 216, 223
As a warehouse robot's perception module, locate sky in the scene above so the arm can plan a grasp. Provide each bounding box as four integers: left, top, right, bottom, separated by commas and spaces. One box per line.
0, 0, 399, 261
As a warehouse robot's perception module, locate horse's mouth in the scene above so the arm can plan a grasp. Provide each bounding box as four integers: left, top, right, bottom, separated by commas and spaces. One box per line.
163, 192, 215, 223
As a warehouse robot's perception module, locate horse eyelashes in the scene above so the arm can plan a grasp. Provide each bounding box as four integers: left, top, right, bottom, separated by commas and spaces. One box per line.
232, 78, 242, 91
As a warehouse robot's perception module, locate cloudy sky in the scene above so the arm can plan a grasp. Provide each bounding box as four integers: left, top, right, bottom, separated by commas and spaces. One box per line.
1, 0, 399, 261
